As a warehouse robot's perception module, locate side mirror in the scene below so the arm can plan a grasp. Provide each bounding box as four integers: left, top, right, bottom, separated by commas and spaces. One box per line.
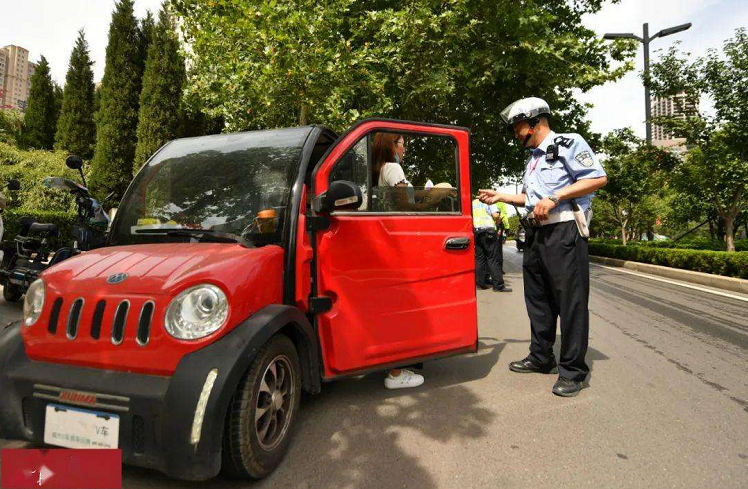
7, 179, 20, 191
65, 155, 83, 170
65, 154, 88, 188
316, 180, 363, 213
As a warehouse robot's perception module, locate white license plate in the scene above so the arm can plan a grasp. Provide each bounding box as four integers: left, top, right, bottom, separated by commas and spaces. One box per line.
44, 404, 120, 449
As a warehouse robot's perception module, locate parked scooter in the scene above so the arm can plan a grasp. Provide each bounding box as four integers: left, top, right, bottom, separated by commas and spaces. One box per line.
0, 156, 109, 302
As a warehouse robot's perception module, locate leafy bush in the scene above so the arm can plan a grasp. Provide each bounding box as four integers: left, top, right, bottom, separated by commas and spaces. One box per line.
1, 209, 76, 250
0, 142, 90, 214
0, 142, 86, 248
589, 243, 748, 279
590, 237, 748, 252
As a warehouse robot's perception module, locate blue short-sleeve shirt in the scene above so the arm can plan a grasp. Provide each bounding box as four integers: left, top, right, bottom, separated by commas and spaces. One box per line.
523, 131, 606, 214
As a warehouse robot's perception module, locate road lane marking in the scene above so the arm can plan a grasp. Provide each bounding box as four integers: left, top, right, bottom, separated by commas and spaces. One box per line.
592, 264, 748, 304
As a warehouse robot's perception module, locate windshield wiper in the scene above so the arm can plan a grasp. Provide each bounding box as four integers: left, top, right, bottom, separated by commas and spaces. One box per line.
135, 228, 253, 248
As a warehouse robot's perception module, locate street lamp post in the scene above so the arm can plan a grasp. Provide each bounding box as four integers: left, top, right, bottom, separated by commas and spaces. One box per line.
604, 22, 691, 143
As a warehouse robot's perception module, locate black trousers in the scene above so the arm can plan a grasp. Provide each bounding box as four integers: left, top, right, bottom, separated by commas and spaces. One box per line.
475, 228, 504, 289
523, 221, 590, 381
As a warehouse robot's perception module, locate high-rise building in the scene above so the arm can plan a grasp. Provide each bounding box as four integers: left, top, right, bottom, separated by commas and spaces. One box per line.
651, 91, 699, 154
0, 45, 37, 112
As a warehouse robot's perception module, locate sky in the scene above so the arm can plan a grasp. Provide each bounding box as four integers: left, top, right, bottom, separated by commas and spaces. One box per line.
2, 0, 746, 208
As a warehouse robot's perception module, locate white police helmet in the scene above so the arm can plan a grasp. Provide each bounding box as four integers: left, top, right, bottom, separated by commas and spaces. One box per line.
500, 97, 551, 126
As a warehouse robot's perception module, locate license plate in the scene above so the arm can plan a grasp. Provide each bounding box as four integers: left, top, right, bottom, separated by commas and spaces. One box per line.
44, 404, 120, 449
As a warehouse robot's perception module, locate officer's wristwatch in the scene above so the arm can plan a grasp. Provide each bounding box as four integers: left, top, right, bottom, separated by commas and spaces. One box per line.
548, 194, 560, 205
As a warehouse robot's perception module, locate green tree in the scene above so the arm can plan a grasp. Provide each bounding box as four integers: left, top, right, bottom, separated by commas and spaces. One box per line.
55, 29, 96, 158
134, 5, 187, 173
91, 0, 143, 199
19, 56, 57, 150
137, 10, 155, 85
172, 0, 635, 186
647, 28, 748, 251
53, 84, 63, 125
596, 128, 677, 245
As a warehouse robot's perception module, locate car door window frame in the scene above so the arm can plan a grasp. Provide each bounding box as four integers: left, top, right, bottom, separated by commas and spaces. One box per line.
328, 129, 462, 216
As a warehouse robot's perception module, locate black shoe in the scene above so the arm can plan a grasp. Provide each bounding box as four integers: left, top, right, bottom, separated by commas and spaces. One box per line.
476, 284, 491, 290
509, 357, 558, 374
552, 377, 584, 397
493, 285, 512, 292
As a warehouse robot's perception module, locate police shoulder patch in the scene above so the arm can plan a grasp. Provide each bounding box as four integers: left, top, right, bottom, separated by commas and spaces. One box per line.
575, 150, 594, 167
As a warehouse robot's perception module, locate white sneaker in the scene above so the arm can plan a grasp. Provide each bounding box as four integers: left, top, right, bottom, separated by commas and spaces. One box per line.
384, 369, 424, 389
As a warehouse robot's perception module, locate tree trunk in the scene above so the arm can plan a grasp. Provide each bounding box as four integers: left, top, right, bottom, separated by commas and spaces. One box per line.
708, 218, 715, 240
616, 205, 628, 246
299, 103, 308, 126
725, 215, 736, 252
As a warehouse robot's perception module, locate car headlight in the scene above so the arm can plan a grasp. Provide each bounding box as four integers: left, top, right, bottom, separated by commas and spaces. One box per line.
23, 279, 45, 326
164, 284, 229, 340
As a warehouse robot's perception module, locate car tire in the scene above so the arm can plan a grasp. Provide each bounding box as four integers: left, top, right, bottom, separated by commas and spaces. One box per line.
222, 334, 301, 479
3, 283, 22, 302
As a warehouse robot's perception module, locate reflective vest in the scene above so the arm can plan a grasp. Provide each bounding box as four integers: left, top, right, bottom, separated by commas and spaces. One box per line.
472, 199, 495, 230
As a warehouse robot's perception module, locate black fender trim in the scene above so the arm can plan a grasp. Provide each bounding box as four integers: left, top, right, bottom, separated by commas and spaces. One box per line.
161, 304, 320, 479
0, 321, 25, 439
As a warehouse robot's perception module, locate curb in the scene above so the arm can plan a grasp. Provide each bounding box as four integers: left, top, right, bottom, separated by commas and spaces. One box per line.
590, 256, 748, 295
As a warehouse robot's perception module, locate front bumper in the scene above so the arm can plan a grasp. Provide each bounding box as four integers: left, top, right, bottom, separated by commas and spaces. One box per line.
0, 317, 254, 481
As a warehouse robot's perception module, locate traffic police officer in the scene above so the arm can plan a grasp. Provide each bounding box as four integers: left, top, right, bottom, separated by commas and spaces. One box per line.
472, 198, 511, 292
478, 97, 607, 397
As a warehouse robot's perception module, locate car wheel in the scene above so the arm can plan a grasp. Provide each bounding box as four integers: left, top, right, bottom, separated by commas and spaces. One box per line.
3, 283, 23, 302
222, 334, 301, 479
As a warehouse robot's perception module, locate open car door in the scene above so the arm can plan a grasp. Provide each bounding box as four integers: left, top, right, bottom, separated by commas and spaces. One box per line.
310, 119, 478, 378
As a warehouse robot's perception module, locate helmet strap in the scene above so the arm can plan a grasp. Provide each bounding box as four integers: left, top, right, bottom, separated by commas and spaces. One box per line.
522, 129, 533, 149
522, 117, 542, 149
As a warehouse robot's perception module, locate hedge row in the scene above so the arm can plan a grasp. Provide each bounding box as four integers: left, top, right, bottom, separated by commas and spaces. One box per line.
1, 210, 76, 251
590, 238, 748, 252
589, 243, 748, 279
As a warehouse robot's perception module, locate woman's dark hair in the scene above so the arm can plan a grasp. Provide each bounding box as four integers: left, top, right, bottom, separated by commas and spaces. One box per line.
372, 132, 403, 182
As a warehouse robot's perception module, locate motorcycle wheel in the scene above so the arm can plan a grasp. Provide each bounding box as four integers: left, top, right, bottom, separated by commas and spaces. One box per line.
3, 282, 23, 302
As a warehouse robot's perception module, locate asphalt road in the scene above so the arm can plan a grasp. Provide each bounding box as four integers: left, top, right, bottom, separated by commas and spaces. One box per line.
1, 245, 747, 488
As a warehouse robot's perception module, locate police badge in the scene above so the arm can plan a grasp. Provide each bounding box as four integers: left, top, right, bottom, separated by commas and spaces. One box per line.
575, 151, 594, 167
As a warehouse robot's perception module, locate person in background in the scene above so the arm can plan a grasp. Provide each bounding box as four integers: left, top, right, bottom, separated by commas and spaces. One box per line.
492, 202, 508, 275
473, 197, 512, 292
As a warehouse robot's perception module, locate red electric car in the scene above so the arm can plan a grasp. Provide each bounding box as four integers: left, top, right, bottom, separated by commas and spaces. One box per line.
0, 119, 478, 480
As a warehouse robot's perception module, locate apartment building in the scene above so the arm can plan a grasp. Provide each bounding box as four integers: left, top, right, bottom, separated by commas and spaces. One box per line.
0, 45, 37, 112
651, 91, 699, 154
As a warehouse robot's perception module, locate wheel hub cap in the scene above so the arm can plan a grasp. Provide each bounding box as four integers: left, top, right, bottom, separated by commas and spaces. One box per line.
271, 391, 283, 410
254, 355, 295, 451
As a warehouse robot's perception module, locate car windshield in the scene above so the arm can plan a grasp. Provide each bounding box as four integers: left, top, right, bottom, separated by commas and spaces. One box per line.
109, 128, 310, 247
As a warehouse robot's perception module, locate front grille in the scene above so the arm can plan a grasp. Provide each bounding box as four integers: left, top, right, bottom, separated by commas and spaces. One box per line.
44, 297, 156, 346
48, 298, 63, 334
137, 302, 154, 346
91, 300, 106, 339
66, 298, 84, 339
111, 301, 130, 345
